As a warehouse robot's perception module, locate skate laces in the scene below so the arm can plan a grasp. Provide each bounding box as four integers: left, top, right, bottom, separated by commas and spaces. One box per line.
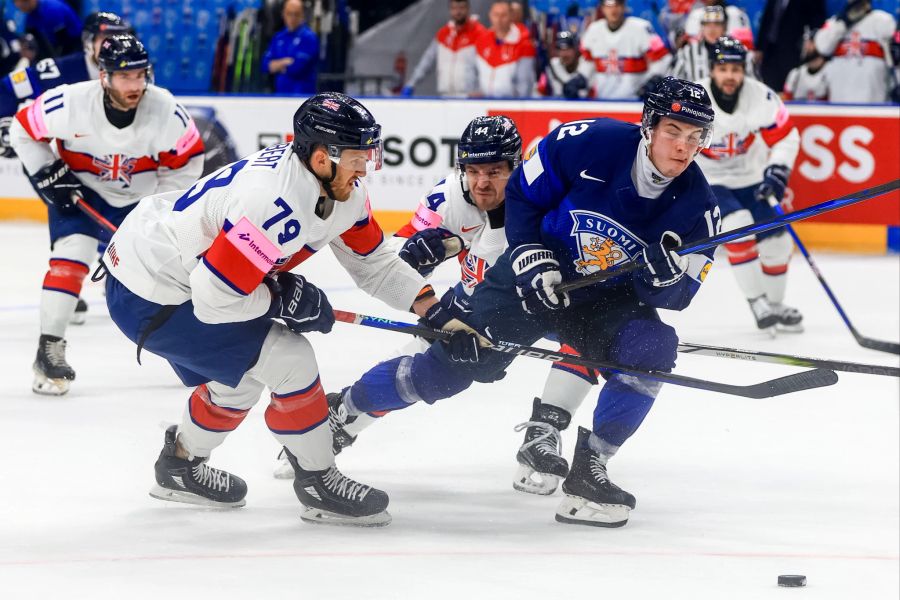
514, 421, 562, 457
322, 466, 370, 501
192, 462, 231, 492
588, 454, 610, 484
43, 338, 68, 367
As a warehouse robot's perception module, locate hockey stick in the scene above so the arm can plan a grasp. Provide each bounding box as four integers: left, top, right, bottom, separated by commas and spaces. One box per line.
676, 341, 899, 377
557, 178, 900, 294
333, 310, 838, 399
73, 193, 118, 234
767, 198, 899, 355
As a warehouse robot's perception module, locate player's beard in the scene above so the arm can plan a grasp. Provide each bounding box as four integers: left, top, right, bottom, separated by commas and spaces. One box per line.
106, 87, 145, 111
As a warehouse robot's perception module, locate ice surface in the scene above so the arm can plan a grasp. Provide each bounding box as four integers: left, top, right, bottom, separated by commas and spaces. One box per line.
0, 222, 897, 599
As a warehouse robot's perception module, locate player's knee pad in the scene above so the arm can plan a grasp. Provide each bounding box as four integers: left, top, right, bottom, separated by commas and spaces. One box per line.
248, 324, 321, 391
265, 376, 328, 435
187, 384, 251, 433
757, 232, 792, 275
611, 319, 678, 372
43, 234, 96, 297
720, 209, 754, 234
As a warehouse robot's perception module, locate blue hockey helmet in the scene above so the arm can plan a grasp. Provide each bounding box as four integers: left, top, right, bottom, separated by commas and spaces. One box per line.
97, 33, 150, 73
555, 30, 579, 51
292, 92, 383, 173
83, 12, 131, 44
457, 115, 522, 169
642, 76, 715, 148
709, 36, 747, 69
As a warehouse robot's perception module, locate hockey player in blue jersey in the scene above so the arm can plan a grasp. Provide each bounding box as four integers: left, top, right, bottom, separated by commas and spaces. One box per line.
0, 12, 129, 158
327, 76, 720, 527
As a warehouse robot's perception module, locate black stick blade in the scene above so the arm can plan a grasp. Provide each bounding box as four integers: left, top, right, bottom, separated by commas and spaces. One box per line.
739, 368, 840, 399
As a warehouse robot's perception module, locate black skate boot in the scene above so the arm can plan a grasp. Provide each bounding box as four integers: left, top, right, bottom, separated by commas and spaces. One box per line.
748, 295, 777, 336
327, 390, 358, 455
513, 397, 572, 495
283, 448, 390, 527
771, 302, 804, 333
69, 297, 88, 325
556, 427, 636, 528
32, 334, 76, 396
150, 425, 247, 508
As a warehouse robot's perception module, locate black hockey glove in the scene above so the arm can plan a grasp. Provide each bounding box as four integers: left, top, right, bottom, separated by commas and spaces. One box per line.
0, 116, 15, 159
838, 0, 871, 27
640, 231, 687, 288
562, 73, 589, 99
755, 164, 791, 203
28, 159, 83, 214
420, 293, 485, 363
266, 273, 335, 334
511, 243, 570, 314
398, 228, 464, 276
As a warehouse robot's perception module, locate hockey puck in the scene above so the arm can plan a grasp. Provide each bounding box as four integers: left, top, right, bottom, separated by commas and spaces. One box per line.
777, 575, 807, 587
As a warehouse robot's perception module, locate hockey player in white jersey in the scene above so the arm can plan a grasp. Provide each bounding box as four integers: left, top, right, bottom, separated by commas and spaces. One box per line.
101, 92, 466, 526
535, 31, 593, 99
697, 38, 802, 334
9, 33, 204, 396
671, 6, 755, 83
814, 0, 895, 104
579, 0, 672, 99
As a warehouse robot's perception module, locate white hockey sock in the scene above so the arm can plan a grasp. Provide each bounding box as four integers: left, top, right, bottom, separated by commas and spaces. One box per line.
343, 412, 380, 437
540, 366, 594, 417
587, 432, 620, 466
40, 290, 79, 339
758, 233, 793, 304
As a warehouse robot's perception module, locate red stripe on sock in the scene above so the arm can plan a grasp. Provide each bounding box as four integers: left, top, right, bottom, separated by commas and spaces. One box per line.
42, 259, 89, 296
188, 385, 249, 432
725, 240, 759, 265
266, 379, 328, 434
762, 264, 788, 276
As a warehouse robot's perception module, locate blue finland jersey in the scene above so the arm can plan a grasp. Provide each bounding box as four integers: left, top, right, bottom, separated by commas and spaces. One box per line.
505, 118, 720, 311
0, 52, 90, 118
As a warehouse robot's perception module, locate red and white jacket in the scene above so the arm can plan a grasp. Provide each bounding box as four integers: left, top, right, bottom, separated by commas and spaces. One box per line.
580, 17, 672, 99
105, 144, 426, 323
697, 76, 800, 189
814, 10, 895, 103
9, 80, 203, 207
407, 16, 485, 97
474, 25, 536, 98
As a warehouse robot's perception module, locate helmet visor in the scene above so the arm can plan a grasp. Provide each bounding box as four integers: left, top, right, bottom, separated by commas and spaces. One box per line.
328, 142, 384, 173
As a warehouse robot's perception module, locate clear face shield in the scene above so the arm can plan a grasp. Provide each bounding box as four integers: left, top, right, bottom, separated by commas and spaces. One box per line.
327, 142, 384, 174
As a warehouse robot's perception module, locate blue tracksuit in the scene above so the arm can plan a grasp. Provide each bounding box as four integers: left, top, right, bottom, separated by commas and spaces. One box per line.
261, 24, 318, 95
346, 118, 719, 448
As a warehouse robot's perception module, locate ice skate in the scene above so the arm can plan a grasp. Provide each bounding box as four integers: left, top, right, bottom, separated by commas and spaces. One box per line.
513, 397, 572, 495
771, 302, 804, 333
273, 447, 295, 479
327, 391, 358, 455
748, 295, 777, 337
283, 448, 390, 527
150, 425, 247, 508
555, 427, 636, 528
69, 298, 88, 325
32, 335, 75, 396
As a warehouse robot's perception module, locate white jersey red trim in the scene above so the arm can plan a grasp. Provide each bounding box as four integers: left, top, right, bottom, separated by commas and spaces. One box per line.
407, 17, 485, 96
697, 77, 800, 189
9, 80, 203, 207
106, 144, 426, 324
782, 64, 829, 101
814, 11, 895, 103
580, 17, 672, 99
474, 25, 536, 98
683, 5, 755, 49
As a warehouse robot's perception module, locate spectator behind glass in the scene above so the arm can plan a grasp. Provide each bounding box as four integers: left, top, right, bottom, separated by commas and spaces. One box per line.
683, 0, 754, 49
814, 0, 894, 103
473, 1, 536, 98
13, 0, 82, 61
261, 0, 319, 95
672, 5, 756, 82
1, 5, 23, 76
782, 36, 829, 101
580, 0, 671, 100
402, 0, 484, 97
535, 30, 593, 98
756, 0, 825, 93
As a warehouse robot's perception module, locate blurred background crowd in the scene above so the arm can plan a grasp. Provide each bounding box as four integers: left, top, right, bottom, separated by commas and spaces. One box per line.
0, 0, 897, 103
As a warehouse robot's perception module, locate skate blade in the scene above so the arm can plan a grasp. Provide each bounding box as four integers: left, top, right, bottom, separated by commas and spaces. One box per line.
512, 464, 560, 496
776, 323, 804, 334
32, 373, 70, 396
554, 494, 630, 528
273, 457, 295, 480
300, 506, 391, 527
149, 484, 246, 508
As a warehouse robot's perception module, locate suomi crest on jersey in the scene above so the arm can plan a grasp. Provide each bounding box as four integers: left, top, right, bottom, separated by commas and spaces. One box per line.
569, 210, 646, 275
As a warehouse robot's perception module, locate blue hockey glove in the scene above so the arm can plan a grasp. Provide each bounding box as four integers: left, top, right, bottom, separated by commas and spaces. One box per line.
28, 159, 83, 214
266, 273, 335, 334
755, 164, 791, 203
562, 73, 589, 99
420, 293, 485, 363
398, 228, 464, 276
400, 86, 414, 97
640, 231, 687, 288
511, 244, 571, 314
